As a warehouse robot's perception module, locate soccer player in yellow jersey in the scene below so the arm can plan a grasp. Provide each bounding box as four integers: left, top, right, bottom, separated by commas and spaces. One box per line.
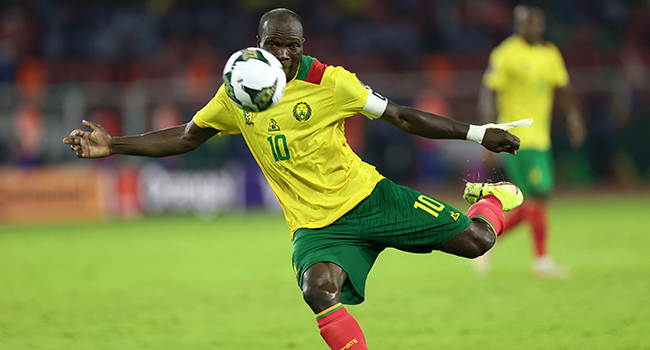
477, 4, 585, 278
65, 8, 525, 350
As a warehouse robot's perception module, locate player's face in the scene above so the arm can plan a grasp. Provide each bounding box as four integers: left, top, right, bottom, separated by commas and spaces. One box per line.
258, 20, 304, 82
517, 8, 545, 44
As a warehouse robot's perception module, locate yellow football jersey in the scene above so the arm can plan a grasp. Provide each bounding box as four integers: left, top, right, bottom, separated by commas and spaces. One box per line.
483, 35, 569, 151
193, 55, 385, 238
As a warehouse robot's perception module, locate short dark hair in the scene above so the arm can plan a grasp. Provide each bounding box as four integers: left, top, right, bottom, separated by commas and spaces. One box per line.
514, 1, 544, 13
514, 3, 544, 22
258, 8, 303, 38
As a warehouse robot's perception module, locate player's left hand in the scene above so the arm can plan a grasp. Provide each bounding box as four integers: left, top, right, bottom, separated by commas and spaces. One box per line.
481, 128, 520, 155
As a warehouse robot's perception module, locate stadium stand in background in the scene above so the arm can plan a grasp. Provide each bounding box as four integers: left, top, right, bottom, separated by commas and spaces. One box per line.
0, 0, 648, 219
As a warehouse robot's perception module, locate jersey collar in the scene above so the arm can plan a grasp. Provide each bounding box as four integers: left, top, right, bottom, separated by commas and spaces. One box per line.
286, 60, 300, 86
515, 34, 542, 47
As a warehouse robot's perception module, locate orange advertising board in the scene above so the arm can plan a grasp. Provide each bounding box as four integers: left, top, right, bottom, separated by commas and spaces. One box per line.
0, 166, 105, 223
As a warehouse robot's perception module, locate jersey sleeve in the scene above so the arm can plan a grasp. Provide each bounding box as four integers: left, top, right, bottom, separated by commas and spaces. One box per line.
549, 43, 570, 88
192, 84, 241, 136
483, 47, 507, 91
329, 66, 387, 119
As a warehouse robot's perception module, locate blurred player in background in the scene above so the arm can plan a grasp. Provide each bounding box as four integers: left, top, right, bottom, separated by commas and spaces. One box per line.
65, 8, 525, 350
477, 4, 586, 278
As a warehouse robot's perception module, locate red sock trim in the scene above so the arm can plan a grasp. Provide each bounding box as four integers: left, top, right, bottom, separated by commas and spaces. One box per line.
472, 215, 496, 235
315, 303, 343, 320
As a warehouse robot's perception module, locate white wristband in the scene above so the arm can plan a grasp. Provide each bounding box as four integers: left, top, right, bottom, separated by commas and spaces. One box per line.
467, 124, 486, 144
467, 118, 534, 144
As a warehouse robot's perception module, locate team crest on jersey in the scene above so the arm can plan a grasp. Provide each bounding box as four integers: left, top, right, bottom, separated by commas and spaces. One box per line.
243, 111, 254, 125
268, 118, 280, 132
293, 102, 312, 122
449, 211, 460, 222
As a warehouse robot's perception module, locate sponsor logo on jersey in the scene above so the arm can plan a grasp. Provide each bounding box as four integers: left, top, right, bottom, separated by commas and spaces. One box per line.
268, 118, 280, 132
293, 102, 312, 122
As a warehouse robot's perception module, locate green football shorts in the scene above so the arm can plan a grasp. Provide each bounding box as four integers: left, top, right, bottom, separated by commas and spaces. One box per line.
503, 149, 554, 196
292, 178, 472, 305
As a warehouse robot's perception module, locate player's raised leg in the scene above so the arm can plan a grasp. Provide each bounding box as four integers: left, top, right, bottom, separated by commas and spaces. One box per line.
464, 181, 523, 233
438, 181, 524, 258
302, 262, 368, 350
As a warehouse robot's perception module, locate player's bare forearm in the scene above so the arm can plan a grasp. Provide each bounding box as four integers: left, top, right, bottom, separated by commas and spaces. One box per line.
556, 85, 580, 120
64, 120, 218, 159
111, 123, 218, 157
111, 125, 192, 157
556, 85, 585, 147
379, 101, 469, 140
379, 101, 519, 154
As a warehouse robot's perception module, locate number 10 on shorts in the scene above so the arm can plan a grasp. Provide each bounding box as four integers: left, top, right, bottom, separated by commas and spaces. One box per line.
414, 195, 445, 217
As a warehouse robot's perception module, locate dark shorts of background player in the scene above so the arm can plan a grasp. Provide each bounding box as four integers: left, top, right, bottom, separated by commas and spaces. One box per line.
503, 149, 554, 196
292, 178, 472, 305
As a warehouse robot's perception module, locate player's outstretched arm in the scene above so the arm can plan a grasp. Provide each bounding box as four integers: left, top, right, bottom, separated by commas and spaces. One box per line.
378, 101, 520, 154
556, 85, 585, 148
379, 101, 467, 139
63, 120, 219, 158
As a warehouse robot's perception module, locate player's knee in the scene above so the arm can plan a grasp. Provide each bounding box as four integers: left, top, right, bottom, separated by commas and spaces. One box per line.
466, 221, 496, 258
302, 277, 339, 310
466, 240, 493, 259
301, 262, 346, 313
438, 222, 495, 258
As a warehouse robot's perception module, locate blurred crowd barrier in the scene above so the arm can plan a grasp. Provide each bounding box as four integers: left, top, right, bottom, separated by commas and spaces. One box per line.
0, 162, 282, 223
0, 165, 103, 223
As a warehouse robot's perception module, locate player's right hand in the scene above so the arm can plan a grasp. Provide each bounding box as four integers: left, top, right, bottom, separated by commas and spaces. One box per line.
62, 120, 112, 158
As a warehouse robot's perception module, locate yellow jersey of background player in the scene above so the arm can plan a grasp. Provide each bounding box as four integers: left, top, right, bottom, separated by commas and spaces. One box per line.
483, 34, 569, 151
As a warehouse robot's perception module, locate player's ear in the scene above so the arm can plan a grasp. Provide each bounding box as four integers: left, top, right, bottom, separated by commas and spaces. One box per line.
256, 35, 261, 48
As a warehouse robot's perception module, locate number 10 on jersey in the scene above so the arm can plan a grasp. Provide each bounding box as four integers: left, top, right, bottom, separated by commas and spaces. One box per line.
414, 195, 445, 217
267, 135, 290, 161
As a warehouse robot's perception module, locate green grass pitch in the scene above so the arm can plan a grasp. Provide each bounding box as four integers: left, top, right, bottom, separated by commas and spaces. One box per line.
1, 192, 648, 349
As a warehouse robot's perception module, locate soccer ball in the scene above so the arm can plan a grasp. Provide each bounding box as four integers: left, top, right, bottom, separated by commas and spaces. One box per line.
222, 47, 286, 113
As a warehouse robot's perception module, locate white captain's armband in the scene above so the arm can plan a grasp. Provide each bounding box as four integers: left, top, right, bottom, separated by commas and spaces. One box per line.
361, 89, 388, 119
